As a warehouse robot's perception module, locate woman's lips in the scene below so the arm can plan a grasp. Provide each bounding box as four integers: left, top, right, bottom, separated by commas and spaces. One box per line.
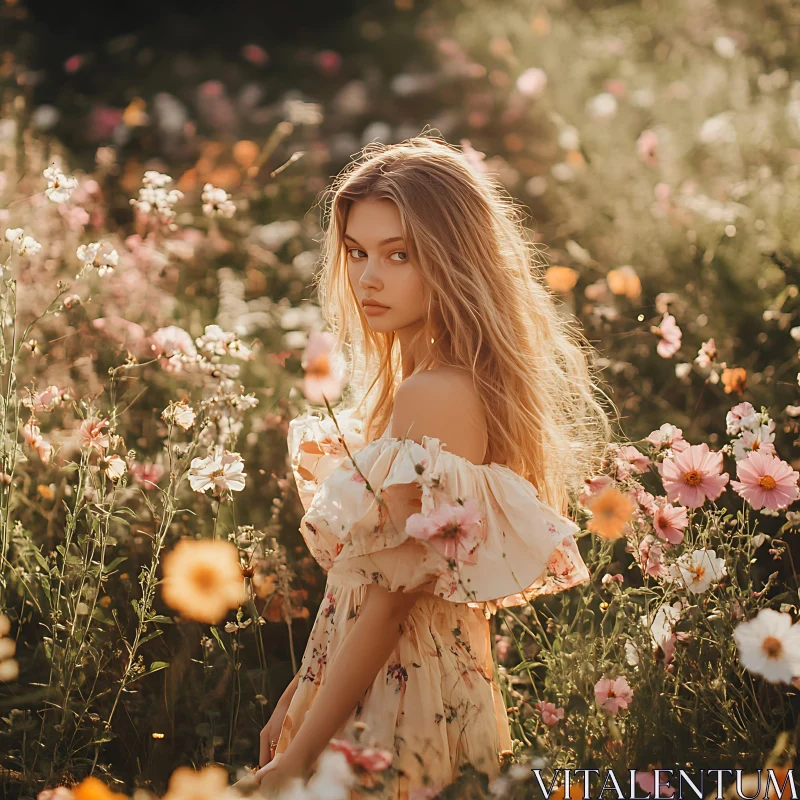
363, 304, 389, 315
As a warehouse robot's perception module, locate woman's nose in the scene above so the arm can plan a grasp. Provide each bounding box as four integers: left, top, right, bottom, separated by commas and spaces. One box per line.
359, 258, 382, 289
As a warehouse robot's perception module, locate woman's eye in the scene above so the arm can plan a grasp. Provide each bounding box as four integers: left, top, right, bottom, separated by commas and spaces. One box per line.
347, 247, 366, 259
390, 251, 408, 262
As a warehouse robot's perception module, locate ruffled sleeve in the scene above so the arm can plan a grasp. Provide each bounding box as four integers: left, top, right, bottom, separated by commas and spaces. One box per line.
293, 425, 591, 616
287, 408, 369, 513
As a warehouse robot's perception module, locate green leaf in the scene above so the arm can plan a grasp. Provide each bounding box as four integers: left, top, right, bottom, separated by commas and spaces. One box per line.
210, 626, 229, 655
103, 556, 127, 574
148, 661, 169, 674
138, 629, 164, 646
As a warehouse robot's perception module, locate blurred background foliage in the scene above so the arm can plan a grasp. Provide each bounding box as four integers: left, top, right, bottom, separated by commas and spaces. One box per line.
0, 0, 799, 795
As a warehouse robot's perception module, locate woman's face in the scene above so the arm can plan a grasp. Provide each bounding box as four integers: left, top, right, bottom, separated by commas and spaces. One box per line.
345, 198, 426, 335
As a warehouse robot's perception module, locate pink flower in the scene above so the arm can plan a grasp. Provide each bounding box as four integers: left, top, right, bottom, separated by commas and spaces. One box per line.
534, 700, 565, 727
241, 43, 270, 66
406, 498, 486, 565
653, 501, 688, 545
653, 312, 682, 358
730, 451, 800, 511
638, 534, 669, 579
328, 739, 393, 772
301, 330, 346, 406
647, 423, 689, 453
657, 443, 729, 508
76, 416, 110, 454
594, 675, 634, 714
149, 325, 197, 374
127, 459, 165, 490
632, 485, 658, 517
355, 747, 393, 772
615, 444, 652, 474
22, 421, 52, 464
580, 474, 614, 505
494, 635, 512, 662
636, 129, 659, 168
315, 50, 342, 75
726, 401, 759, 436
516, 67, 548, 98
695, 338, 718, 368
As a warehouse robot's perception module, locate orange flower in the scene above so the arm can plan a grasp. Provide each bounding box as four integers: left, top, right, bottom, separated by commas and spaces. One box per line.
607, 266, 642, 300
721, 367, 747, 395
73, 777, 128, 800
545, 266, 579, 293
552, 782, 586, 800
586, 486, 635, 540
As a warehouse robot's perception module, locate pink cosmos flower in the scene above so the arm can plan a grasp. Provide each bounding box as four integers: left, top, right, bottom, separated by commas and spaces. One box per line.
77, 416, 111, 453
653, 500, 688, 545
726, 401, 760, 436
534, 700, 565, 727
653, 312, 682, 358
695, 338, 718, 368
631, 485, 658, 517
657, 443, 729, 508
730, 451, 800, 511
615, 444, 652, 474
149, 325, 197, 374
128, 459, 165, 490
405, 498, 486, 565
647, 423, 689, 453
22, 421, 52, 464
594, 675, 634, 714
638, 534, 669, 579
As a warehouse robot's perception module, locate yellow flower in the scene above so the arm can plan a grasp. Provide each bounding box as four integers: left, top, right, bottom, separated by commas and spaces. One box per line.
161, 539, 246, 624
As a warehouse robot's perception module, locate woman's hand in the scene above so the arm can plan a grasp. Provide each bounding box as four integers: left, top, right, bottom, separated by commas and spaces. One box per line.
253, 751, 309, 797
259, 675, 300, 768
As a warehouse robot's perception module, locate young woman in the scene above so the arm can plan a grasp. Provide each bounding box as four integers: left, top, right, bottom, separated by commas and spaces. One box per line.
253, 136, 612, 798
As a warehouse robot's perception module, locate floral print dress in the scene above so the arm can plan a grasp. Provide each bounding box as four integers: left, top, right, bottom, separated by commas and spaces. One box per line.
275, 409, 590, 799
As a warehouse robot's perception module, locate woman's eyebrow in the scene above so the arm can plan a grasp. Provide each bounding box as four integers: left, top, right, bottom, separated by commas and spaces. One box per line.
344, 234, 405, 247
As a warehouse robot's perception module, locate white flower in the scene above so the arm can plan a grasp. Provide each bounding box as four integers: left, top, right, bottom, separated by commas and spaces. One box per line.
5, 228, 41, 257
130, 171, 184, 230
713, 36, 738, 59
732, 421, 776, 461
698, 112, 737, 145
43, 165, 78, 203
102, 453, 127, 482
733, 608, 800, 683
163, 399, 196, 431
76, 242, 118, 277
669, 548, 727, 594
587, 92, 618, 119
195, 324, 253, 360
188, 447, 247, 495
201, 183, 236, 218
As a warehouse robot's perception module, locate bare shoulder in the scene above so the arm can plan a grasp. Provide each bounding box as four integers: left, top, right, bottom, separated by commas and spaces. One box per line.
391, 367, 488, 464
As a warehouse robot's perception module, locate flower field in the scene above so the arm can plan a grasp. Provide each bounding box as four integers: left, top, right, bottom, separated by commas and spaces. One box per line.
1, 0, 800, 798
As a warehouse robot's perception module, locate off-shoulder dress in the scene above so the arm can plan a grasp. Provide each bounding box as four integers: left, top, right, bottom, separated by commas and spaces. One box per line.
274, 408, 590, 799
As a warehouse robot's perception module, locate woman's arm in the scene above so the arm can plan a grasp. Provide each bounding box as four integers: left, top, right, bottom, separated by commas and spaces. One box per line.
278, 584, 421, 776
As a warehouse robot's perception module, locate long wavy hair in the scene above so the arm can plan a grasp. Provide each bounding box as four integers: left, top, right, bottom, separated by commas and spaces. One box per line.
311, 134, 618, 516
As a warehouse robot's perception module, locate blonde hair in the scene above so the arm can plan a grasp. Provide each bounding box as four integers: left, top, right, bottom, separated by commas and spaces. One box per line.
311, 134, 617, 516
